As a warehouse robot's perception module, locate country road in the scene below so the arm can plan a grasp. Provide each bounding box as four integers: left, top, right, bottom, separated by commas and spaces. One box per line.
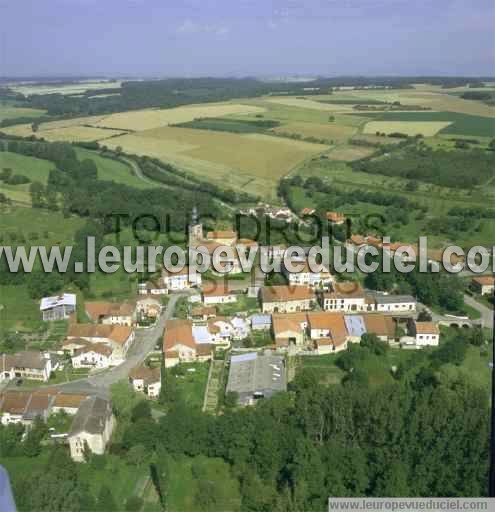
463, 294, 494, 330
40, 293, 183, 397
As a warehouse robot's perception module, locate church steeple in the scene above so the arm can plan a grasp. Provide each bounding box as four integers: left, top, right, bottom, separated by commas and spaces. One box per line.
188, 206, 203, 244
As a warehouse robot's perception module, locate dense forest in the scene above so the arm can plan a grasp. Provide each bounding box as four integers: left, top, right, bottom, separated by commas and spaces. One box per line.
351, 144, 495, 189
1, 343, 490, 511
1, 76, 493, 121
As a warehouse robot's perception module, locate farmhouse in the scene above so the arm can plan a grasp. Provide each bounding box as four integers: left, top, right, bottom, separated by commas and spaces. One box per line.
85, 301, 136, 326
261, 286, 315, 313
321, 282, 367, 312
363, 315, 396, 342
0, 389, 86, 426
202, 285, 237, 305
226, 352, 286, 406
272, 314, 306, 348
191, 306, 217, 322
68, 396, 115, 462
300, 207, 316, 216
51, 394, 88, 416
307, 312, 349, 354
162, 266, 202, 290
0, 391, 39, 426
206, 230, 238, 246
409, 320, 440, 347
71, 343, 112, 369
136, 296, 161, 319
40, 293, 76, 321
326, 212, 346, 225
372, 293, 417, 313
471, 276, 495, 296
129, 365, 161, 398
283, 258, 334, 288
65, 323, 134, 363
0, 351, 53, 382
138, 280, 168, 295
163, 319, 213, 367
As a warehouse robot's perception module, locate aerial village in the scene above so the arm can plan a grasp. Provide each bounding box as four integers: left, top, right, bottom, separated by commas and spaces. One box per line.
0, 208, 493, 462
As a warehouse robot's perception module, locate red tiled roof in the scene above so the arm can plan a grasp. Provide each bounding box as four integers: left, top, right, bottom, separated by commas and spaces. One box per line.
261, 286, 314, 303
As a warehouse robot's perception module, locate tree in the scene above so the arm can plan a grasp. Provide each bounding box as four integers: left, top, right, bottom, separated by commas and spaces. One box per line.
97, 486, 118, 511
125, 496, 144, 511
131, 400, 152, 423
224, 391, 239, 409
127, 444, 147, 466
470, 327, 484, 347
29, 181, 45, 208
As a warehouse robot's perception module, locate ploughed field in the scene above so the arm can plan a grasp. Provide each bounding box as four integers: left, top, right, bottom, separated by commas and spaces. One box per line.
2, 84, 494, 198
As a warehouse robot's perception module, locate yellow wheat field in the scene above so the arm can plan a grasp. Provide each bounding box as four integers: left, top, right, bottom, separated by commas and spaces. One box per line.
363, 121, 452, 136
103, 127, 327, 197
92, 103, 267, 131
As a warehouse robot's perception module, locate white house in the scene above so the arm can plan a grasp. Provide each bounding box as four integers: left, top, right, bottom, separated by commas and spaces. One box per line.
283, 257, 333, 289
322, 282, 368, 312
85, 301, 136, 326
373, 294, 416, 314
0, 351, 53, 382
410, 321, 440, 347
71, 343, 112, 369
162, 266, 202, 291
163, 319, 213, 367
68, 396, 115, 462
40, 293, 76, 321
471, 276, 495, 296
202, 286, 237, 305
129, 365, 161, 399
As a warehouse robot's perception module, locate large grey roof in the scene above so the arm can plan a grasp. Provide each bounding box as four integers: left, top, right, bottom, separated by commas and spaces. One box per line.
69, 396, 112, 436
374, 294, 416, 304
226, 352, 286, 396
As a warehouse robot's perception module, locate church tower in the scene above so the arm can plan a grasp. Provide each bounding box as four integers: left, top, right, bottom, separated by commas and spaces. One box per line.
188, 206, 203, 244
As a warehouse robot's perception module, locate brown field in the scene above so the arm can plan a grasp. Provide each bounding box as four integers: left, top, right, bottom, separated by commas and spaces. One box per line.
103, 127, 327, 198
92, 103, 266, 131
271, 121, 357, 142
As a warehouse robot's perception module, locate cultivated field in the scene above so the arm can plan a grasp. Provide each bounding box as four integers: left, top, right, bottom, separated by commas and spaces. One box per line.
265, 96, 355, 112
104, 126, 328, 197
324, 144, 377, 161
92, 103, 266, 131
363, 120, 452, 136
271, 121, 357, 142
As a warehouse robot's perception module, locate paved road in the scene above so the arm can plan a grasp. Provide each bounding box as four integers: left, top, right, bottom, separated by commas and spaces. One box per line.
44, 293, 182, 397
463, 294, 494, 330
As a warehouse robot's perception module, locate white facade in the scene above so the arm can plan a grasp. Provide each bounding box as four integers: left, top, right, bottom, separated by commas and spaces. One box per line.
72, 350, 111, 369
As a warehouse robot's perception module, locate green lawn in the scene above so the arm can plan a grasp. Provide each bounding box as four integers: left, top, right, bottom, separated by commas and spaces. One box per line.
163, 362, 209, 410
165, 454, 241, 512
0, 151, 55, 185
0, 204, 84, 247
0, 284, 43, 330
0, 105, 46, 121
74, 148, 152, 189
